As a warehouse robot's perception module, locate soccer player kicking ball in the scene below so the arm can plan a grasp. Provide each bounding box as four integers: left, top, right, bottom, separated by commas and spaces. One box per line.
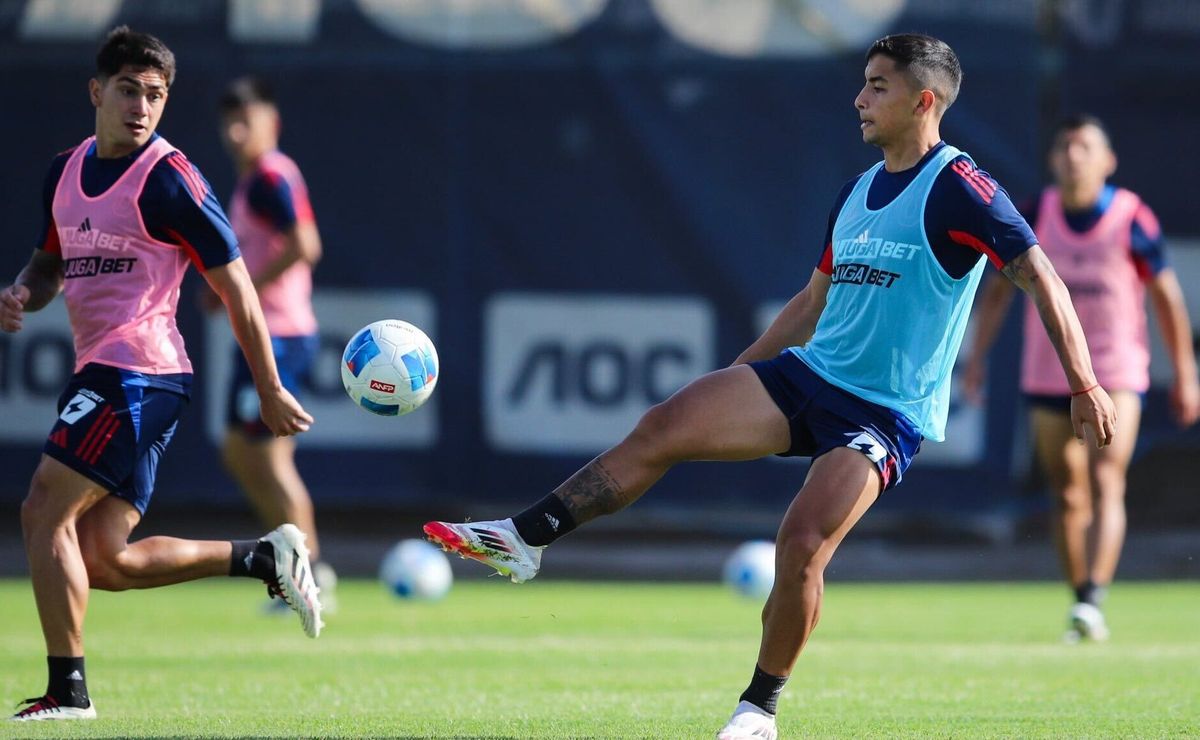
963, 114, 1200, 642
1, 27, 321, 722
426, 33, 1117, 739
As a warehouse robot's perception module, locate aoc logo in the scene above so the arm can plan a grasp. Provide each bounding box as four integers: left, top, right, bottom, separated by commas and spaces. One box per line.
63, 256, 138, 278
831, 263, 901, 288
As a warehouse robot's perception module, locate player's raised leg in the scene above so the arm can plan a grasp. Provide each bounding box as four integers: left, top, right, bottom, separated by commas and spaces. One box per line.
74, 498, 324, 638
717, 448, 880, 740
425, 364, 792, 580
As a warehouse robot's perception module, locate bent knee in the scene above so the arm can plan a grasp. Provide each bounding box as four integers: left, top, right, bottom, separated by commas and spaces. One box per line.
21, 477, 67, 534
626, 400, 690, 460
81, 550, 133, 592
775, 529, 832, 576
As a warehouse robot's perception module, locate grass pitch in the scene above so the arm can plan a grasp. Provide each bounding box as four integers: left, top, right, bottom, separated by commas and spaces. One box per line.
0, 578, 1196, 738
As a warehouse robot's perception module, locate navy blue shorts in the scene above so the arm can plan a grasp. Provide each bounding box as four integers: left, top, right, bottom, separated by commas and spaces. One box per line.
42, 363, 189, 516
750, 352, 922, 491
225, 334, 318, 438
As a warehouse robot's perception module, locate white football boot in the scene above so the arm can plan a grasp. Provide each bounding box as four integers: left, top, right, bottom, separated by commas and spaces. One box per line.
9, 696, 96, 722
423, 518, 543, 583
261, 524, 324, 638
1067, 602, 1110, 642
717, 701, 778, 740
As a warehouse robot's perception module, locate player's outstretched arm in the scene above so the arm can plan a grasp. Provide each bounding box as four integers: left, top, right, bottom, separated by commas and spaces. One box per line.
1, 250, 64, 333
203, 257, 313, 436
1148, 267, 1200, 427
733, 269, 831, 365
961, 274, 1016, 403
1002, 245, 1116, 446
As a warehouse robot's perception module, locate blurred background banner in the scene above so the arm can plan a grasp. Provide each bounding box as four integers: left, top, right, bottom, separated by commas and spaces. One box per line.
1, 0, 1197, 532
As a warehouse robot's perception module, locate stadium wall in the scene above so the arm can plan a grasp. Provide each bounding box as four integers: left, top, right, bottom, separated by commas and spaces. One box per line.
0, 1, 1196, 532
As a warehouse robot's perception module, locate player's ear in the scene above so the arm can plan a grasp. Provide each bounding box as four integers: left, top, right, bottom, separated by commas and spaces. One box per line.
88, 78, 102, 107
1106, 149, 1118, 178
915, 89, 936, 116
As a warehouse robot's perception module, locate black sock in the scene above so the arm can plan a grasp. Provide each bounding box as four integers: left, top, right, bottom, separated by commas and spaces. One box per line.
229, 539, 276, 580
46, 656, 89, 708
511, 494, 577, 547
1074, 580, 1099, 606
739, 664, 788, 715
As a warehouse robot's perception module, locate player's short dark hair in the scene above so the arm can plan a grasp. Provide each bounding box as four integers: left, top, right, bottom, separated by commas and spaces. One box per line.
1053, 112, 1112, 147
96, 25, 175, 87
219, 76, 277, 112
867, 33, 962, 112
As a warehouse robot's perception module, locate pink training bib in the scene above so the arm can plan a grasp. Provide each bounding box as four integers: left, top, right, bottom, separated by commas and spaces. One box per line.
53, 135, 194, 374
228, 150, 318, 337
1021, 186, 1150, 395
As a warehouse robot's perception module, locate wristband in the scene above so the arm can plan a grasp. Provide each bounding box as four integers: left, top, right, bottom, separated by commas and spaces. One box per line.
1070, 384, 1098, 397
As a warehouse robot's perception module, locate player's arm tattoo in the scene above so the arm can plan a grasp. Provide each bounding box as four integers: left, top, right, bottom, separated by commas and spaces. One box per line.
553, 460, 629, 525
1000, 248, 1040, 292
1002, 247, 1065, 355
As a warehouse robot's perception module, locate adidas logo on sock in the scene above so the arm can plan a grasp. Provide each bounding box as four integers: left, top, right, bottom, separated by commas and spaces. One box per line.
66, 670, 83, 681
544, 513, 560, 531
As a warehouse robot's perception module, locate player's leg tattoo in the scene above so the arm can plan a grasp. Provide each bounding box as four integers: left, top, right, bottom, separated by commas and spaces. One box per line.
553, 460, 629, 525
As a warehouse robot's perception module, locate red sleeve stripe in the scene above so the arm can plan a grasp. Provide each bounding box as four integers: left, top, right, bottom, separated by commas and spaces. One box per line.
41, 216, 61, 254
948, 229, 1004, 269
163, 226, 206, 268
817, 243, 834, 275
1132, 254, 1154, 283
165, 153, 208, 204
951, 160, 996, 204
954, 160, 997, 196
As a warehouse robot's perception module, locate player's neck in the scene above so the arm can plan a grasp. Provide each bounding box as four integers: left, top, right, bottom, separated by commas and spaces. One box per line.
237, 142, 276, 175
94, 133, 142, 159
880, 130, 941, 172
1058, 182, 1105, 212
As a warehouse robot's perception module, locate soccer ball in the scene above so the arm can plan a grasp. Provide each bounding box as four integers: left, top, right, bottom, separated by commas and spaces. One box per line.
722, 540, 776, 599
379, 539, 453, 600
341, 319, 439, 416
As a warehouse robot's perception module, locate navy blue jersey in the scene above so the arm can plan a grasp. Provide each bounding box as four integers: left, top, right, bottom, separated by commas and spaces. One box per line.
36, 133, 239, 270
244, 168, 301, 231
1019, 184, 1167, 280
817, 142, 1037, 279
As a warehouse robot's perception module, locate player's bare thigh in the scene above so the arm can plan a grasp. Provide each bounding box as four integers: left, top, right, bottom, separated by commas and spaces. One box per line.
634, 364, 791, 462
1032, 391, 1141, 489
22, 455, 110, 524
1087, 390, 1141, 475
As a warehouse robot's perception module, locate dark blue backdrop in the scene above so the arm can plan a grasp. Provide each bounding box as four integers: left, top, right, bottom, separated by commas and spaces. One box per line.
0, 1, 1195, 530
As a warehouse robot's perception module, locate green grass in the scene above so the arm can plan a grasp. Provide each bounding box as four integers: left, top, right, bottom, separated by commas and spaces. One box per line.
0, 579, 1196, 738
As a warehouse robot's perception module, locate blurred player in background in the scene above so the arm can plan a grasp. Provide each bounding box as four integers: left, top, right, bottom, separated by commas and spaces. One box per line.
964, 114, 1200, 642
425, 34, 1117, 740
0, 28, 321, 722
215, 77, 336, 611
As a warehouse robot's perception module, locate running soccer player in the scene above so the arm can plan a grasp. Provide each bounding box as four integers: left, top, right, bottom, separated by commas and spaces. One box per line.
213, 77, 336, 611
425, 34, 1118, 739
1, 27, 322, 722
963, 114, 1200, 642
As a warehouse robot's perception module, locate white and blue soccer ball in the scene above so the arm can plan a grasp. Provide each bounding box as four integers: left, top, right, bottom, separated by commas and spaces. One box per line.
722, 540, 776, 599
341, 319, 439, 416
379, 539, 453, 601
